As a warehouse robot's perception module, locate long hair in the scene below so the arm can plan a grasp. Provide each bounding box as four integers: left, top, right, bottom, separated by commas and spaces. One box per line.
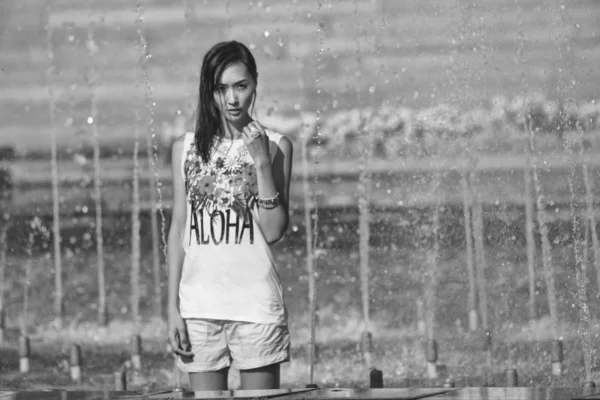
194, 40, 258, 164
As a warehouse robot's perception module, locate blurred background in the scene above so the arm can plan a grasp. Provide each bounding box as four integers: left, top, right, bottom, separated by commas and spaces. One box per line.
1, 0, 600, 392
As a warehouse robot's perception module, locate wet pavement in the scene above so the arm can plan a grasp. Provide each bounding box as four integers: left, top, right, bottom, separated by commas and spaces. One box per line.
3, 387, 600, 400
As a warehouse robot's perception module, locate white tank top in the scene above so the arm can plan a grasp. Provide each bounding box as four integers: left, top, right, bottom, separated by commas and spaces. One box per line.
178, 130, 287, 326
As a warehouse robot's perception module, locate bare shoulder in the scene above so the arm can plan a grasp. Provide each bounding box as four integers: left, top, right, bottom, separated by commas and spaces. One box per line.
277, 135, 293, 154
171, 132, 191, 159
173, 131, 189, 148
171, 132, 193, 176
265, 128, 293, 154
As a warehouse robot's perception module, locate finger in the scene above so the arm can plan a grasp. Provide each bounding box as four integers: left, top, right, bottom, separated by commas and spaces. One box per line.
177, 328, 195, 357
167, 333, 179, 354
168, 331, 193, 357
244, 125, 261, 140
180, 328, 191, 352
241, 127, 253, 144
242, 126, 253, 137
173, 347, 195, 357
248, 123, 263, 138
250, 122, 267, 142
250, 121, 265, 134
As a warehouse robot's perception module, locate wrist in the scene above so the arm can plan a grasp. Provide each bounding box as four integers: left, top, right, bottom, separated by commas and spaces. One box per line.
168, 301, 179, 314
254, 159, 271, 171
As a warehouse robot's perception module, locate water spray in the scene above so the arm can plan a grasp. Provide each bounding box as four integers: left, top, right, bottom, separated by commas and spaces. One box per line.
305, 0, 329, 386
0, 218, 10, 345
0, 308, 5, 345
416, 298, 426, 334
553, 1, 595, 383
85, 19, 108, 327
130, 1, 145, 334
137, 0, 168, 323
351, 0, 374, 364
511, 0, 540, 327
454, 0, 479, 334
460, 170, 478, 332
44, 0, 64, 329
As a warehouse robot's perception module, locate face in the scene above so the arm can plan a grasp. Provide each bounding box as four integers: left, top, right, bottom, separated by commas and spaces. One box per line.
213, 61, 256, 123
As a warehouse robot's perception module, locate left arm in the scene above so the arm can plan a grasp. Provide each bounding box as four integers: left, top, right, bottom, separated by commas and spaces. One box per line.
243, 122, 293, 244
255, 136, 293, 243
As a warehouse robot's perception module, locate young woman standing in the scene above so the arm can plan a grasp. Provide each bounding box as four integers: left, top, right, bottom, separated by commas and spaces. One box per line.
166, 40, 293, 391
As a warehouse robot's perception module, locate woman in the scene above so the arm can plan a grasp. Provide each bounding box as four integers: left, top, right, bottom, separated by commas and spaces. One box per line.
166, 41, 293, 391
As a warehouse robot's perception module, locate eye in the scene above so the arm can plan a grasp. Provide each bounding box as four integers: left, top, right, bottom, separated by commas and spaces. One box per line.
237, 84, 247, 90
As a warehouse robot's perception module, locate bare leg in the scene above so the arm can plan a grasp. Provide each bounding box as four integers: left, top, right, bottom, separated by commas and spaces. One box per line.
189, 367, 229, 391
239, 363, 280, 390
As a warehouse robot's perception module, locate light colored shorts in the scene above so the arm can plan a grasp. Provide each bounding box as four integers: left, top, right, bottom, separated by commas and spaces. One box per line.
176, 318, 290, 372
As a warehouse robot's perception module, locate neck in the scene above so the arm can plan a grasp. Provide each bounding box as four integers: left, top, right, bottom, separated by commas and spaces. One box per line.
221, 114, 252, 140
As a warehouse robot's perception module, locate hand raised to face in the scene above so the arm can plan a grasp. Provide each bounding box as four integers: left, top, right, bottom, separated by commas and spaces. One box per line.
242, 120, 270, 167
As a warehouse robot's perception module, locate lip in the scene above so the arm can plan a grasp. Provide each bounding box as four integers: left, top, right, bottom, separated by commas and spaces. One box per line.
228, 109, 242, 114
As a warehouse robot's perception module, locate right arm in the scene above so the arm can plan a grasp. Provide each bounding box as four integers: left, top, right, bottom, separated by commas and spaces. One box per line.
166, 134, 193, 356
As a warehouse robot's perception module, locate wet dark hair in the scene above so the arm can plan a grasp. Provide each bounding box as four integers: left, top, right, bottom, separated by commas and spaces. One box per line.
194, 40, 258, 164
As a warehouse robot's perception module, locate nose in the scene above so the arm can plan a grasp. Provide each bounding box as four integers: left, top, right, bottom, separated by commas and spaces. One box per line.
225, 88, 237, 105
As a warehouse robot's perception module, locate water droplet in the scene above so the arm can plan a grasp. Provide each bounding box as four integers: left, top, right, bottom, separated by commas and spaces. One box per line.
369, 86, 376, 93
68, 35, 75, 42
277, 38, 284, 47
264, 31, 270, 37
87, 117, 94, 124
292, 225, 299, 232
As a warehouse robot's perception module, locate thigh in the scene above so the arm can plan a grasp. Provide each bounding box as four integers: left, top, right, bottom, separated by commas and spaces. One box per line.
227, 321, 290, 381
189, 367, 230, 391
239, 363, 280, 390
